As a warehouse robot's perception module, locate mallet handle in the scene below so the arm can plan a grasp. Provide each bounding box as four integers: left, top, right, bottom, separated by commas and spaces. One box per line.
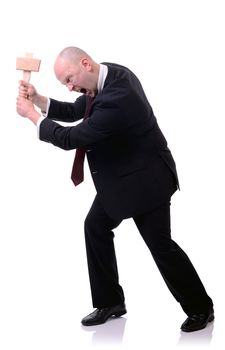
23, 70, 31, 82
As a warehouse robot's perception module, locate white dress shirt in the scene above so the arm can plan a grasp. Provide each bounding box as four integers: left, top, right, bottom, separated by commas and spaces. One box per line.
36, 63, 108, 138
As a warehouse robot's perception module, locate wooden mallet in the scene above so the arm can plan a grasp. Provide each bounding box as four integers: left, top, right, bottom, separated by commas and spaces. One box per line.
16, 53, 41, 83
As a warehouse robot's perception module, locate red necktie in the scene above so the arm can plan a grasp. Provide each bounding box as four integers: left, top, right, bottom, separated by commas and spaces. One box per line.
71, 97, 94, 186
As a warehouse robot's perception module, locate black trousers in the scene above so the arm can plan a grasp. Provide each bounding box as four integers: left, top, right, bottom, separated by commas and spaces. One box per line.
84, 195, 213, 316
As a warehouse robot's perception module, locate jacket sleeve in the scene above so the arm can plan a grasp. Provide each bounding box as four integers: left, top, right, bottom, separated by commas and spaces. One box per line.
39, 79, 153, 150
47, 95, 86, 122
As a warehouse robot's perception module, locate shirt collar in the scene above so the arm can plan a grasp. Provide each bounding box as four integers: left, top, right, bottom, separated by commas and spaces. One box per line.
97, 64, 108, 93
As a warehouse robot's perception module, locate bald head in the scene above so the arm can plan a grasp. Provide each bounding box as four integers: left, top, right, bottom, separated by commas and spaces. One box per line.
54, 46, 97, 76
57, 46, 93, 64
53, 46, 100, 98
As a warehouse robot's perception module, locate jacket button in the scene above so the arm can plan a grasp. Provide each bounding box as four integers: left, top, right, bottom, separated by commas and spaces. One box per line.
92, 171, 98, 175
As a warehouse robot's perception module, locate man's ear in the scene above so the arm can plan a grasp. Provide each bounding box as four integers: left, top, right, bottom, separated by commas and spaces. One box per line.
81, 58, 92, 71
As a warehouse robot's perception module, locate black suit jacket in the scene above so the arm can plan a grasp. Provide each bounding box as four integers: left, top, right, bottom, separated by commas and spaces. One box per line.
40, 63, 179, 220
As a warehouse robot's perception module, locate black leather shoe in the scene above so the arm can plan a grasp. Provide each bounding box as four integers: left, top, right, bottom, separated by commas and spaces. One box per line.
81, 303, 127, 326
181, 308, 214, 332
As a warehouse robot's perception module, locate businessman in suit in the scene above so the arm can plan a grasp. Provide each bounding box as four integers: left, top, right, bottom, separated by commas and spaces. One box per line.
17, 46, 214, 332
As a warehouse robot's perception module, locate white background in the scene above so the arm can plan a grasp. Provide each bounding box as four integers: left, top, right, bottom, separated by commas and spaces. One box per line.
0, 0, 225, 349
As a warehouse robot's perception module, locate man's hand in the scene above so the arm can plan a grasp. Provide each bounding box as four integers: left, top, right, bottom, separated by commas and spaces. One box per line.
18, 80, 48, 112
16, 96, 41, 125
18, 80, 37, 101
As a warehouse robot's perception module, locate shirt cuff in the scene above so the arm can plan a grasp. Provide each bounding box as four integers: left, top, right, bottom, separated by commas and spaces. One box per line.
37, 98, 50, 139
41, 98, 50, 117
37, 116, 46, 139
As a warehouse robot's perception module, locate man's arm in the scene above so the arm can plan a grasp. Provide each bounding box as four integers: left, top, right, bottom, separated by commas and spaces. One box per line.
32, 93, 48, 113
38, 81, 146, 150
17, 78, 147, 149
17, 78, 87, 128
47, 95, 86, 123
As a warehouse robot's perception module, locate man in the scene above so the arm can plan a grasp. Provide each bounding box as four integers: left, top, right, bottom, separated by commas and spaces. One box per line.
17, 46, 214, 332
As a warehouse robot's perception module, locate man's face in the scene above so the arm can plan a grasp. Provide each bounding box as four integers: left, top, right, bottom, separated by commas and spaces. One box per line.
54, 57, 97, 97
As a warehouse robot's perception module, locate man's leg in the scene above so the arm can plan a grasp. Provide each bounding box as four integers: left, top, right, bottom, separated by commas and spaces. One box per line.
84, 195, 125, 308
133, 201, 213, 316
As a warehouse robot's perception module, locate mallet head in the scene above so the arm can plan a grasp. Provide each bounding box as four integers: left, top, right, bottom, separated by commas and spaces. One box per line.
16, 53, 41, 82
